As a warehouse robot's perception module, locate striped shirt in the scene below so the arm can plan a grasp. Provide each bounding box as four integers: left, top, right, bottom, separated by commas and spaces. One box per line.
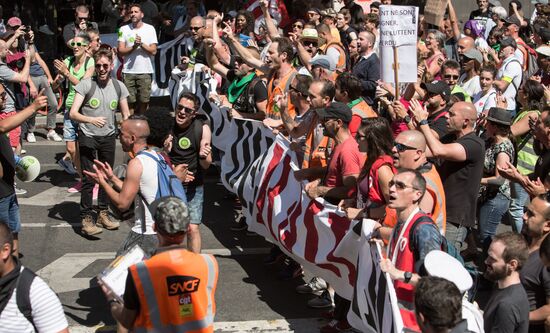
0, 267, 68, 333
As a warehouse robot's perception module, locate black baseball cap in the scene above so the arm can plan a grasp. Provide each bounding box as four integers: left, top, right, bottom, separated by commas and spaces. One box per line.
421, 81, 451, 102
504, 15, 521, 26
316, 102, 353, 124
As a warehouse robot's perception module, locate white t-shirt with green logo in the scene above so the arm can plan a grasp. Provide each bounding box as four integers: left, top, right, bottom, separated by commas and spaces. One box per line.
74, 77, 129, 137
118, 23, 158, 74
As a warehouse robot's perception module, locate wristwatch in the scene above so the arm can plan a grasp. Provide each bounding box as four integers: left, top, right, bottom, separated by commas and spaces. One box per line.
403, 115, 412, 124
419, 119, 429, 126
403, 271, 413, 283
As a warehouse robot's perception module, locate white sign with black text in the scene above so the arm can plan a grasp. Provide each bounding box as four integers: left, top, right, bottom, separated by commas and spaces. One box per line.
379, 5, 419, 84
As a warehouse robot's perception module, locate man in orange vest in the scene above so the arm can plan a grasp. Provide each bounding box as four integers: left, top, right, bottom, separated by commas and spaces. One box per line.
334, 72, 377, 138
383, 130, 447, 236
100, 197, 219, 332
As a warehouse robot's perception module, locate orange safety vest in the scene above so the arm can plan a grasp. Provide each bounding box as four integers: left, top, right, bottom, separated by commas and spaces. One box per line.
302, 113, 332, 169
348, 98, 377, 118
129, 248, 219, 333
320, 41, 347, 72
383, 164, 446, 235
266, 68, 297, 119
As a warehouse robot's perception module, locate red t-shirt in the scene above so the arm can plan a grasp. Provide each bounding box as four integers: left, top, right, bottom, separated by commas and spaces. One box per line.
324, 137, 363, 191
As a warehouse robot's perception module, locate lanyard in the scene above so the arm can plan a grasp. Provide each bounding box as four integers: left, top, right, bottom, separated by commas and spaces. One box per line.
387, 207, 420, 264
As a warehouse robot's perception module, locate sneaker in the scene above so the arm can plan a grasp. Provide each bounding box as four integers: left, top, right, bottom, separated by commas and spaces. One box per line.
263, 247, 284, 265
277, 262, 303, 280
230, 216, 248, 231
47, 130, 62, 142
296, 277, 328, 294
307, 290, 334, 309
26, 133, 36, 143
58, 158, 77, 175
20, 149, 26, 155
81, 215, 102, 236
14, 186, 27, 195
320, 319, 352, 333
96, 210, 119, 230
93, 184, 99, 200
68, 181, 82, 193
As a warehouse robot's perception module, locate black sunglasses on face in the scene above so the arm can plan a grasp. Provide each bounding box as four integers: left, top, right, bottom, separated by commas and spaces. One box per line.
177, 104, 196, 114
444, 74, 459, 80
389, 180, 419, 191
190, 26, 203, 31
303, 40, 317, 47
394, 141, 417, 152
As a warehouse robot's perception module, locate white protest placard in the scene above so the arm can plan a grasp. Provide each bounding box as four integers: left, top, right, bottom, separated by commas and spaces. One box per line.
98, 245, 146, 302
379, 5, 419, 84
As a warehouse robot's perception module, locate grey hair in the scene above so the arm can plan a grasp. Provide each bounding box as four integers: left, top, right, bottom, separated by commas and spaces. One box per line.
428, 29, 446, 49
492, 6, 508, 20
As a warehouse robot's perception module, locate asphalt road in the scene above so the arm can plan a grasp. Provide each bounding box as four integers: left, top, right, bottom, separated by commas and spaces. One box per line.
18, 116, 327, 333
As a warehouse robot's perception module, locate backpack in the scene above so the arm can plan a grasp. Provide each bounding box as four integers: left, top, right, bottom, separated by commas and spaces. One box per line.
15, 267, 38, 332
516, 39, 539, 81
136, 151, 188, 228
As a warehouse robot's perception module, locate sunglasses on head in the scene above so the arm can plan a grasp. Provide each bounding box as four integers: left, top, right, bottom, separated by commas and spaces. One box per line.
70, 41, 88, 47
394, 141, 417, 152
176, 104, 196, 114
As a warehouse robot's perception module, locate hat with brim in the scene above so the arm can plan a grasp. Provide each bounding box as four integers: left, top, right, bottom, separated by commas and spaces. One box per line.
1, 29, 15, 41
486, 107, 513, 125
532, 0, 548, 4
149, 196, 190, 235
463, 48, 483, 64
500, 37, 517, 49
310, 54, 336, 71
300, 28, 320, 43
320, 8, 337, 18
7, 17, 22, 28
316, 102, 353, 124
504, 15, 521, 26
307, 8, 322, 15
425, 250, 473, 294
420, 81, 451, 102
536, 45, 550, 57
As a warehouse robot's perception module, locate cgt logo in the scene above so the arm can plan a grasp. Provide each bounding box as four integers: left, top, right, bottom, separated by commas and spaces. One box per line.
167, 276, 200, 296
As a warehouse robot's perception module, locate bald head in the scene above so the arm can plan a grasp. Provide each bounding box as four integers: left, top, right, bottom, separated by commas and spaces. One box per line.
125, 118, 150, 140
457, 102, 477, 121
457, 37, 474, 56
397, 130, 426, 152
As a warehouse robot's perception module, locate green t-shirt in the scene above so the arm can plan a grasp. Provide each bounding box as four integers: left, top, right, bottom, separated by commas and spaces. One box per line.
63, 56, 95, 109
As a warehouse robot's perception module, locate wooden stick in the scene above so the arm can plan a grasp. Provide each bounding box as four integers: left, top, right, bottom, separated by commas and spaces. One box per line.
393, 45, 399, 100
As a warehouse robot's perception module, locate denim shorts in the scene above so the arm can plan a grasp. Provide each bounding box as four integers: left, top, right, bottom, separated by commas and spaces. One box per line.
63, 112, 79, 141
184, 185, 204, 225
0, 193, 21, 233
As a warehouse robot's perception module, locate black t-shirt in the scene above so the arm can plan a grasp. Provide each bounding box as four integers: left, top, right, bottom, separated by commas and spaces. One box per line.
0, 134, 15, 198
437, 132, 485, 227
483, 283, 530, 333
520, 251, 550, 333
169, 116, 208, 186
427, 109, 449, 139
226, 71, 267, 114
469, 8, 492, 22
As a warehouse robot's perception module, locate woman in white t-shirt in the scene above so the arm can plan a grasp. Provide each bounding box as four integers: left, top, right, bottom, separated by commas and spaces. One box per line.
458, 49, 482, 97
473, 65, 498, 115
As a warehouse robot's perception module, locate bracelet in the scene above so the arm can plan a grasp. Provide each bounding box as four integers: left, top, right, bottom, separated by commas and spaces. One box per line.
419, 119, 429, 126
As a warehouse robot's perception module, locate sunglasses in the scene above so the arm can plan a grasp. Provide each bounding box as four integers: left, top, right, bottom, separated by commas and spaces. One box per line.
176, 104, 196, 114
289, 85, 306, 97
389, 180, 419, 191
444, 74, 459, 80
394, 141, 418, 152
302, 40, 317, 47
292, 24, 304, 29
234, 56, 243, 64
95, 64, 110, 69
190, 26, 203, 31
70, 41, 88, 47
77, 17, 88, 21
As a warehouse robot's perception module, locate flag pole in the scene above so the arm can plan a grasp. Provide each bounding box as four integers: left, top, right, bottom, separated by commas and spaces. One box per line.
393, 45, 399, 100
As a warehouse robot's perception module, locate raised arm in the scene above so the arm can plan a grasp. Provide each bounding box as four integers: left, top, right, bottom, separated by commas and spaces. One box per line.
223, 22, 269, 73
260, 0, 281, 39
204, 38, 229, 78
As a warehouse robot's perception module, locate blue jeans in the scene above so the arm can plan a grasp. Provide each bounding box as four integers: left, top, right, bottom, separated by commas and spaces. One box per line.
479, 192, 510, 247
508, 181, 529, 233
184, 185, 204, 225
0, 193, 21, 233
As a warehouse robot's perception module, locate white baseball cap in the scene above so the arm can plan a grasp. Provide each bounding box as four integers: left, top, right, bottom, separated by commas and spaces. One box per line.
424, 250, 473, 294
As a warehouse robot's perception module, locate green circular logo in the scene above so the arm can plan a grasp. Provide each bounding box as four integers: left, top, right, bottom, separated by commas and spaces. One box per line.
178, 137, 191, 150
129, 36, 135, 43
89, 98, 100, 108
110, 100, 118, 110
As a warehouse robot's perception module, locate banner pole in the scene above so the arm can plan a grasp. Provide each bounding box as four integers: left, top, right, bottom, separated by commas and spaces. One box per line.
393, 45, 399, 100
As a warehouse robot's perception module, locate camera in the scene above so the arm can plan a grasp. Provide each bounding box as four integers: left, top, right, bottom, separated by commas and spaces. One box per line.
23, 26, 30, 33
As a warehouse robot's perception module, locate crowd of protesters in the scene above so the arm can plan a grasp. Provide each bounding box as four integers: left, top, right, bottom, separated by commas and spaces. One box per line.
1, 0, 550, 332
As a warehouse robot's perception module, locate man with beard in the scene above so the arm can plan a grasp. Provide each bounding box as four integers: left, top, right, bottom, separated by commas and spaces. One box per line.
224, 24, 297, 121
117, 3, 158, 115
416, 81, 452, 139
483, 232, 530, 333
69, 49, 130, 236
519, 194, 550, 333
205, 39, 267, 120
352, 30, 379, 106
168, 93, 212, 254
